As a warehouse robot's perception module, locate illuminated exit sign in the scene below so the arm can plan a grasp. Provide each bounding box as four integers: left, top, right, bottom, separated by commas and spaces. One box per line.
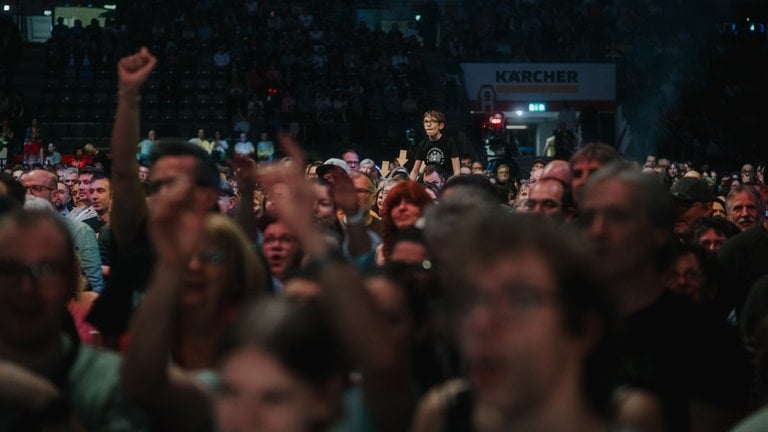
528, 103, 547, 112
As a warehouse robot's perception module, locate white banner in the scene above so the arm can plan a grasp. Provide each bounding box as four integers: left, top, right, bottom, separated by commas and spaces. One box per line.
461, 63, 616, 109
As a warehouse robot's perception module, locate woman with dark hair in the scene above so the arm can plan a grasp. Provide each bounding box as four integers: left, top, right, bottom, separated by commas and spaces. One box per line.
70, 147, 87, 169
662, 242, 720, 304
376, 180, 433, 265
258, 212, 304, 293
312, 178, 345, 245
216, 297, 348, 432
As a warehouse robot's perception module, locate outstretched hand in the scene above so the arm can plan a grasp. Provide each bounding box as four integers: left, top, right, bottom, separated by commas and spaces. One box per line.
258, 134, 328, 256
229, 154, 259, 190
117, 47, 157, 91
323, 167, 359, 215
258, 133, 311, 227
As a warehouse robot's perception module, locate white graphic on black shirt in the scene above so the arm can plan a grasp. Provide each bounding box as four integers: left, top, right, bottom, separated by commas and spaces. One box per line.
426, 147, 445, 166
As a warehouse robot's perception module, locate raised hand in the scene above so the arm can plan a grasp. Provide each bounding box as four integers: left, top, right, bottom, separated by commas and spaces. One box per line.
258, 133, 328, 256
148, 176, 209, 268
229, 154, 259, 190
117, 47, 157, 92
258, 136, 311, 225
324, 166, 359, 215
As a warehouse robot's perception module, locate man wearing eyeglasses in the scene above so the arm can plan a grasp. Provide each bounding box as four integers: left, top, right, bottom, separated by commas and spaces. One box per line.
414, 212, 615, 432
524, 178, 575, 223
346, 171, 381, 237
342, 149, 361, 172
0, 210, 149, 430
22, 170, 103, 294
22, 170, 57, 200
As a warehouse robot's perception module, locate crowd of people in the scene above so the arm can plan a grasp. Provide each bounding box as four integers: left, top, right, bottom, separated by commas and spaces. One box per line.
0, 0, 762, 171
2, 47, 768, 432
31, 0, 431, 154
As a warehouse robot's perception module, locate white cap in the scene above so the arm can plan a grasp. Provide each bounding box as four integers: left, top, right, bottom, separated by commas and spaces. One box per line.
319, 158, 351, 175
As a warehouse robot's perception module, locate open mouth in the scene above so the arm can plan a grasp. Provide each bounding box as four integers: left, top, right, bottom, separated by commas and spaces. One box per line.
467, 355, 504, 388
182, 280, 207, 293
267, 254, 285, 268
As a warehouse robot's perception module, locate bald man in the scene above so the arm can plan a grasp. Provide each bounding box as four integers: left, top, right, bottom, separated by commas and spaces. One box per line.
541, 159, 573, 185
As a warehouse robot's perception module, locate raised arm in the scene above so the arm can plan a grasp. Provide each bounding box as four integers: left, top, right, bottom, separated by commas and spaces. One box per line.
258, 134, 329, 258
451, 156, 460, 177
409, 160, 423, 181
230, 155, 260, 242
121, 174, 211, 431
110, 48, 156, 248
318, 261, 415, 432
267, 135, 414, 432
326, 168, 377, 262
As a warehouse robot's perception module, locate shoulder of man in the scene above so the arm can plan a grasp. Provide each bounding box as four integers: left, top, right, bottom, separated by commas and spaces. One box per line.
68, 344, 153, 431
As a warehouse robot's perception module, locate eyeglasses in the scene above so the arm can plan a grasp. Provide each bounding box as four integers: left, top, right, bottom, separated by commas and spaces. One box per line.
459, 284, 556, 320
0, 260, 69, 283
25, 185, 54, 194
524, 199, 560, 210
194, 250, 227, 265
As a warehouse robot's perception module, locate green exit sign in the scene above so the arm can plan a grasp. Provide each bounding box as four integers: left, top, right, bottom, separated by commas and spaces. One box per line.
528, 103, 546, 112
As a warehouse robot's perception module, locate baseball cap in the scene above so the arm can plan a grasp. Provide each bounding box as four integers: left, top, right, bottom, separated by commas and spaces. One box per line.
670, 177, 714, 202
316, 158, 351, 178
388, 166, 410, 180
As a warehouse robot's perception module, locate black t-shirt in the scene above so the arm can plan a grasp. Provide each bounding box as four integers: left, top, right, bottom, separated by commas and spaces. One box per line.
719, 224, 768, 320
86, 218, 154, 336
414, 134, 457, 178
617, 291, 752, 430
